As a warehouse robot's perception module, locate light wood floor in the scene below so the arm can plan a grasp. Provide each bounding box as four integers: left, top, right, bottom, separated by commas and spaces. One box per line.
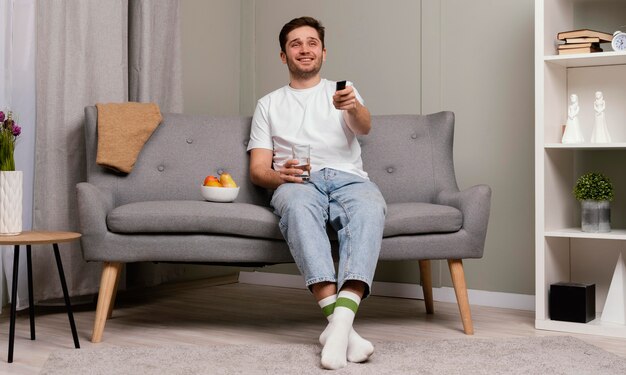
1, 276, 625, 374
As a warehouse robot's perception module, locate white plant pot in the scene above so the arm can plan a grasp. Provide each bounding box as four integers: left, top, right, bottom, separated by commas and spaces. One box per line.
581, 199, 610, 233
0, 171, 23, 235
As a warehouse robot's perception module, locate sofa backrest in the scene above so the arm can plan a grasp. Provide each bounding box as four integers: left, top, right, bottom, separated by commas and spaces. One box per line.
359, 112, 458, 204
83, 107, 457, 206
84, 107, 270, 206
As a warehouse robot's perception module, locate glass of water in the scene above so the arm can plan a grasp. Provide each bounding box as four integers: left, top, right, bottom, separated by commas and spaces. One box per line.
291, 144, 311, 181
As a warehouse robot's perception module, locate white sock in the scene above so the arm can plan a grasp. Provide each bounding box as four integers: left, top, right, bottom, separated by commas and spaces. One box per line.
319, 291, 367, 370
318, 294, 374, 363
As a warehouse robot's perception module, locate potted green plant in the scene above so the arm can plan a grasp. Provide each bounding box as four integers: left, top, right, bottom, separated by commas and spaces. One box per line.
573, 172, 614, 233
0, 110, 23, 235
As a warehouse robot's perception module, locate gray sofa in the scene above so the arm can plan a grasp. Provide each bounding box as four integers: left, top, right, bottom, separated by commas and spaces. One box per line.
77, 106, 491, 343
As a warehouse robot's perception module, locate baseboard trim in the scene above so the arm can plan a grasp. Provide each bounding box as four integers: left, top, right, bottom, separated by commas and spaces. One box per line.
238, 271, 534, 311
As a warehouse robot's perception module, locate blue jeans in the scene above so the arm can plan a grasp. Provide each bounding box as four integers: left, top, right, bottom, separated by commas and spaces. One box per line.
271, 168, 387, 298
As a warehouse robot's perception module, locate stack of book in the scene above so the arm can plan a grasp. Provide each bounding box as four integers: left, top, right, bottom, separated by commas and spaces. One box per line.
557, 29, 613, 55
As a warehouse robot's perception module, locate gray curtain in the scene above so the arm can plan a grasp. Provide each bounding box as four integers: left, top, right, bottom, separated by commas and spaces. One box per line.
34, 0, 182, 301
129, 0, 182, 110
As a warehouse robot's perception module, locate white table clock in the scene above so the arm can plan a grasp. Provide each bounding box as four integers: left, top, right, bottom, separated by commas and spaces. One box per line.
612, 30, 626, 51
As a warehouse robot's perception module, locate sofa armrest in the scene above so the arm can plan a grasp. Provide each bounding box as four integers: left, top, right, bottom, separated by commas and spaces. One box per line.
76, 182, 114, 236
436, 184, 492, 249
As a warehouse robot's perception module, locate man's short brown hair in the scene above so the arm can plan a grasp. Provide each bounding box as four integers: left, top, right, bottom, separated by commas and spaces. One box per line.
279, 16, 325, 53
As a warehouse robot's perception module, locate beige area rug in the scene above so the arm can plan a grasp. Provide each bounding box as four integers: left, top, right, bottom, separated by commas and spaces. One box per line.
40, 336, 626, 375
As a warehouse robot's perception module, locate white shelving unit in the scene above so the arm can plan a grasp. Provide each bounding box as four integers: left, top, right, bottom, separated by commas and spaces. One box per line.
535, 0, 626, 338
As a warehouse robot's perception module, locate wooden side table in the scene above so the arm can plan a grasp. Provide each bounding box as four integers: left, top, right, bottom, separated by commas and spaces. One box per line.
0, 231, 81, 363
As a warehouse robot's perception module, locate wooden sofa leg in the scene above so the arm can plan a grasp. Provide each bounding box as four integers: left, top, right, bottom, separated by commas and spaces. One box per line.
447, 259, 474, 335
92, 262, 123, 343
106, 266, 121, 319
418, 260, 434, 314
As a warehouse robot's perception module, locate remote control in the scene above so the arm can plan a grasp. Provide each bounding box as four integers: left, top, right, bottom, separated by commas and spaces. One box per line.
336, 80, 346, 91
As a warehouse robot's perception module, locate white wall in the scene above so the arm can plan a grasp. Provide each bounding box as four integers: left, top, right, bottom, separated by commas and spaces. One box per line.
433, 0, 535, 294
181, 0, 241, 115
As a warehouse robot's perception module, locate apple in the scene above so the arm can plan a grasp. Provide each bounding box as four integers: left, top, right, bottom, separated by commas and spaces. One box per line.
203, 175, 222, 187
219, 172, 237, 188
203, 175, 217, 185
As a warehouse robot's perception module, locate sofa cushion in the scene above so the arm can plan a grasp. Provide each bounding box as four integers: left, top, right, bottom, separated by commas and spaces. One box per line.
107, 201, 284, 239
383, 202, 462, 237
107, 200, 462, 239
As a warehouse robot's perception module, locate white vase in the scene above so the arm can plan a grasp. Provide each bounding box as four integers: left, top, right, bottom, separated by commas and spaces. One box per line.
0, 171, 23, 235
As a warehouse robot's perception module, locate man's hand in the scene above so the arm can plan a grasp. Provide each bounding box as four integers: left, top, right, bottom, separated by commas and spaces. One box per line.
333, 86, 358, 111
277, 159, 307, 184
250, 149, 308, 189
333, 85, 372, 135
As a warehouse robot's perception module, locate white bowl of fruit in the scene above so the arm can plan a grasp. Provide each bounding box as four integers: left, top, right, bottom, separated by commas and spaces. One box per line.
201, 173, 240, 202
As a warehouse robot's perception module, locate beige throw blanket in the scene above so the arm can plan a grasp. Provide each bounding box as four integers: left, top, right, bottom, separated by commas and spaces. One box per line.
96, 102, 162, 173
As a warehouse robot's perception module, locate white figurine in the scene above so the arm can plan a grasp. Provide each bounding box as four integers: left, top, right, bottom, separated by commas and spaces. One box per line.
591, 91, 611, 143
562, 94, 584, 143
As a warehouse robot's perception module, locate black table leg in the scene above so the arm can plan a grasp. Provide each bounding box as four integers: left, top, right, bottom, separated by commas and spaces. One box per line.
26, 245, 35, 340
8, 245, 20, 363
52, 243, 80, 349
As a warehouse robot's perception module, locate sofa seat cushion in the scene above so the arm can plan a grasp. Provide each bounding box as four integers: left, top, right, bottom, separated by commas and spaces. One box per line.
383, 202, 462, 237
107, 201, 284, 239
107, 200, 462, 239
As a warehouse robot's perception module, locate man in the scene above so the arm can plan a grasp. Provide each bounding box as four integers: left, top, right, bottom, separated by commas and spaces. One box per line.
247, 16, 386, 370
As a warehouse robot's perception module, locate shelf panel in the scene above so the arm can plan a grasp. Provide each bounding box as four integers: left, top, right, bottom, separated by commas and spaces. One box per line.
545, 228, 626, 240
545, 143, 626, 149
544, 51, 626, 68
536, 318, 626, 338
536, 0, 626, 340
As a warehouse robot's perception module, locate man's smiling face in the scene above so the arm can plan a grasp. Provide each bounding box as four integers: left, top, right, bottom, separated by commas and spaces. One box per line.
281, 26, 326, 80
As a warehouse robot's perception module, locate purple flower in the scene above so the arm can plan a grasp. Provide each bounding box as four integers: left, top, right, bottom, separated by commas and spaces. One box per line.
12, 125, 21, 137
0, 111, 4, 122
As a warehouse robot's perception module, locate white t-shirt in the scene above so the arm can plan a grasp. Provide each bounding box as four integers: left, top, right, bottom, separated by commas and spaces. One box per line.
247, 79, 368, 179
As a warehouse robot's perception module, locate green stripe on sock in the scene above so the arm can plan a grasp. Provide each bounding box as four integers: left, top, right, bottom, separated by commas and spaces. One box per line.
321, 303, 335, 317
335, 297, 359, 313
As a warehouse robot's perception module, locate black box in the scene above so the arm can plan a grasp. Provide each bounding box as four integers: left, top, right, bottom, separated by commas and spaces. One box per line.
549, 282, 595, 323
